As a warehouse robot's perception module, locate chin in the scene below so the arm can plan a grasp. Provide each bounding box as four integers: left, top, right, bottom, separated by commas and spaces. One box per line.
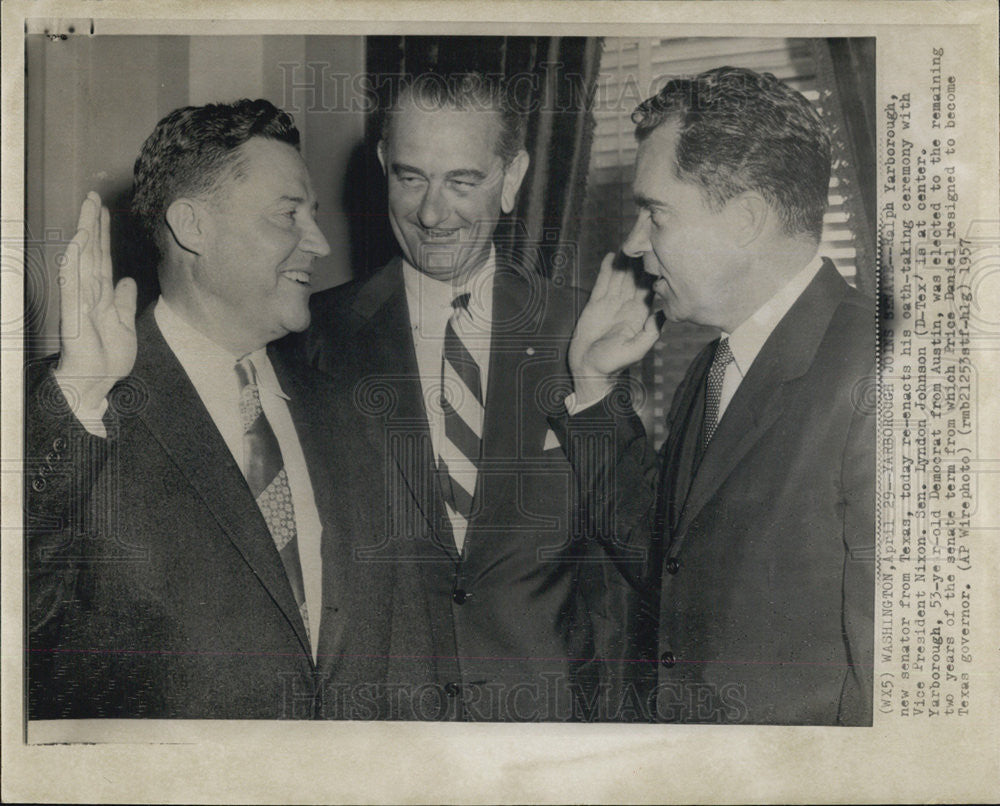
286, 317, 312, 334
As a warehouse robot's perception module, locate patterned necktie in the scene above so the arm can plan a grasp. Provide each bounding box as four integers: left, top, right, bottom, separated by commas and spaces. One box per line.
235, 357, 310, 641
437, 293, 484, 548
703, 337, 734, 447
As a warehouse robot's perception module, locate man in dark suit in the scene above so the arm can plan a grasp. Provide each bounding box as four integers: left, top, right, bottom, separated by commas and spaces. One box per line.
562, 67, 875, 724
284, 74, 634, 721
26, 100, 443, 719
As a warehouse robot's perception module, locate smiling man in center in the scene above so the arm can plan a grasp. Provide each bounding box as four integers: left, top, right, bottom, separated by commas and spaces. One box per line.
287, 73, 636, 721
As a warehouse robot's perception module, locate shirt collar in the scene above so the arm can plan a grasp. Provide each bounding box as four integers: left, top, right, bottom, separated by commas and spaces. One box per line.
154, 297, 289, 400
723, 253, 824, 378
401, 247, 496, 331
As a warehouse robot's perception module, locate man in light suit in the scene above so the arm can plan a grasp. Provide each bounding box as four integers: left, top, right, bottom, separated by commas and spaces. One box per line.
563, 66, 875, 724
284, 73, 636, 720
26, 99, 443, 719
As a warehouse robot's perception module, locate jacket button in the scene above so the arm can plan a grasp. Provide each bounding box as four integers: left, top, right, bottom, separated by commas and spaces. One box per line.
665, 557, 681, 575
660, 651, 676, 668
452, 589, 468, 605
444, 682, 461, 697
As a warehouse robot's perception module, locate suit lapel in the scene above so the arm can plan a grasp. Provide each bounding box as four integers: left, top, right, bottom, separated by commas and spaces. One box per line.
130, 311, 312, 659
674, 360, 787, 540
475, 265, 550, 528
268, 348, 340, 540
674, 260, 850, 541
658, 344, 713, 536
270, 350, 389, 666
480, 267, 533, 462
350, 261, 458, 560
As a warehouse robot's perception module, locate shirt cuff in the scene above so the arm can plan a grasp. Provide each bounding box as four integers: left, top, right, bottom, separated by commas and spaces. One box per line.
55, 375, 109, 439
564, 388, 612, 416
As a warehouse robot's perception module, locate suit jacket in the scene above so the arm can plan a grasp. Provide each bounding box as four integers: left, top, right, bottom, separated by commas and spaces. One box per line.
279, 256, 637, 721
26, 308, 444, 720
559, 259, 876, 724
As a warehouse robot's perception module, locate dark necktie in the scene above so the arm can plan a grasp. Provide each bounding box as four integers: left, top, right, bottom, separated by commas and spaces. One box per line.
703, 337, 734, 447
436, 293, 484, 543
235, 357, 310, 640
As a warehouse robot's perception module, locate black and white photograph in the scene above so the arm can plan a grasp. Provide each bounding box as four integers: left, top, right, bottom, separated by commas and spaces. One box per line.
21, 32, 877, 725
3, 3, 998, 804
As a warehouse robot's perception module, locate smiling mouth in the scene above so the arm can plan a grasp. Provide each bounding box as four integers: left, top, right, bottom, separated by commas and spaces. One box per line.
281, 269, 312, 286
416, 226, 462, 240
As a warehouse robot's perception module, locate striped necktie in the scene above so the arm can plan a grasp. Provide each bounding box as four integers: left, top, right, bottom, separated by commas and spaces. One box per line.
235, 357, 310, 642
702, 337, 734, 447
436, 292, 484, 549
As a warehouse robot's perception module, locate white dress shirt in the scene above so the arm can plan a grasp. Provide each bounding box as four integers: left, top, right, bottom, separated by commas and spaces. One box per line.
154, 299, 324, 660
402, 250, 495, 552
714, 254, 824, 422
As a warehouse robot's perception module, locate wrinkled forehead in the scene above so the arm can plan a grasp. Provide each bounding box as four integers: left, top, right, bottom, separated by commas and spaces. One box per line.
385, 97, 504, 159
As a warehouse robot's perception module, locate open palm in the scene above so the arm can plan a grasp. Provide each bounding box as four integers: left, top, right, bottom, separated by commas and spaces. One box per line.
53, 192, 138, 412
569, 253, 660, 401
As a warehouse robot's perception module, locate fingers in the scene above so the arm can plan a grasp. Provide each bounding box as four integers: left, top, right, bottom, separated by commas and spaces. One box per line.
59, 229, 86, 310
94, 203, 114, 308
618, 267, 640, 298
591, 252, 615, 299
607, 257, 629, 297
640, 311, 663, 343
100, 202, 112, 282
76, 193, 104, 306
616, 312, 661, 366
75, 192, 97, 233
60, 195, 99, 332
113, 277, 138, 331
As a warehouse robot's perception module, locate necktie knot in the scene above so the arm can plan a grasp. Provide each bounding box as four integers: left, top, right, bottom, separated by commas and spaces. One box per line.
235, 357, 256, 388
236, 358, 263, 432
451, 292, 471, 312
236, 358, 263, 433
713, 337, 734, 369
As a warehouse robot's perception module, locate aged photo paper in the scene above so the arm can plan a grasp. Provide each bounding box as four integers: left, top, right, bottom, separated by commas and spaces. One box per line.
2, 0, 998, 803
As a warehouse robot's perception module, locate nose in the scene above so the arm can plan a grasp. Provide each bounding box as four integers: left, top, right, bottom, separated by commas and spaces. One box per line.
300, 214, 331, 258
622, 213, 650, 258
417, 183, 450, 229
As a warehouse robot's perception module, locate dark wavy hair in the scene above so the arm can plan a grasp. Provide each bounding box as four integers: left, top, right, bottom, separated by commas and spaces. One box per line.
380, 72, 527, 166
131, 98, 300, 258
632, 66, 831, 241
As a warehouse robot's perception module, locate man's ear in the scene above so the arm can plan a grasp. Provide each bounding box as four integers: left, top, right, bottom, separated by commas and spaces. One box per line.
500, 149, 530, 214
377, 140, 388, 175
164, 198, 209, 255
729, 191, 770, 248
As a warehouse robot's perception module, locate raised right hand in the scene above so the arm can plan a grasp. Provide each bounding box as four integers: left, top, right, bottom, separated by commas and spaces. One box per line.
568, 252, 661, 404
53, 192, 138, 413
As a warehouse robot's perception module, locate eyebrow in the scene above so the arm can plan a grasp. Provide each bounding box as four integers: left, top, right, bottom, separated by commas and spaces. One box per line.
391, 163, 425, 178
633, 193, 671, 211
278, 194, 319, 213
445, 168, 488, 182
391, 163, 487, 182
